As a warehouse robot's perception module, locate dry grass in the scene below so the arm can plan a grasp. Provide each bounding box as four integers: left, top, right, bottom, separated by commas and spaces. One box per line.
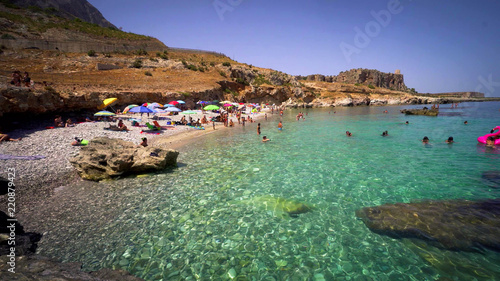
0, 49, 240, 93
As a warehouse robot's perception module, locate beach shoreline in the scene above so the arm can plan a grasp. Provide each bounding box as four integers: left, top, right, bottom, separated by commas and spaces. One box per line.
0, 108, 274, 216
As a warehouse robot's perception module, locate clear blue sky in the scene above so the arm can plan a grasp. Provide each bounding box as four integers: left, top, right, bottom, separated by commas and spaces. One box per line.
88, 0, 500, 95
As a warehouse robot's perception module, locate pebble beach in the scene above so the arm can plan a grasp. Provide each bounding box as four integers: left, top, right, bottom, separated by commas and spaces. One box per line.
0, 109, 270, 213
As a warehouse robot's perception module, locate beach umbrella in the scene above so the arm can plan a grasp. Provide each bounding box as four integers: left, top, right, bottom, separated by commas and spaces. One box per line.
166, 107, 181, 112
151, 102, 163, 107
142, 103, 151, 107
94, 110, 116, 116
129, 106, 155, 113
223, 103, 233, 107
126, 104, 139, 109
182, 110, 197, 114
197, 100, 209, 104
97, 97, 118, 110
219, 100, 232, 104
168, 101, 179, 105
177, 100, 186, 104
204, 105, 220, 111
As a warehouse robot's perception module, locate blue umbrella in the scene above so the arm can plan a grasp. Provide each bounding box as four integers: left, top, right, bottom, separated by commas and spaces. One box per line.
177, 100, 186, 104
129, 106, 155, 113
166, 107, 182, 112
164, 104, 175, 107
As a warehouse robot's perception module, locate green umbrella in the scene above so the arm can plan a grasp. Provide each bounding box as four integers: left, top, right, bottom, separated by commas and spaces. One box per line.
94, 110, 116, 116
203, 105, 220, 111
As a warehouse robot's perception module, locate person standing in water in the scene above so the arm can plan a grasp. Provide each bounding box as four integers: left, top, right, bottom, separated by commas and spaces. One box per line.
278, 121, 283, 131
257, 123, 261, 135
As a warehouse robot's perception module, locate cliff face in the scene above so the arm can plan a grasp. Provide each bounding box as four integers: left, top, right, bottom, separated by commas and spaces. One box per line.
10, 0, 116, 28
298, 69, 408, 91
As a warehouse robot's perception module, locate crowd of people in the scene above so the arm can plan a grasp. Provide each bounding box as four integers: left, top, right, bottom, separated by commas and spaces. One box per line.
10, 70, 32, 88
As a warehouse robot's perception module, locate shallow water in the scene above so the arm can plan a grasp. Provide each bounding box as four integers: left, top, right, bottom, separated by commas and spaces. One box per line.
34, 102, 500, 280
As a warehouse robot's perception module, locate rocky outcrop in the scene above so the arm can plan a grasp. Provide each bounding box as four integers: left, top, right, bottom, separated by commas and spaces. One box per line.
298, 69, 407, 91
332, 69, 407, 91
356, 199, 500, 252
70, 137, 179, 181
400, 108, 439, 116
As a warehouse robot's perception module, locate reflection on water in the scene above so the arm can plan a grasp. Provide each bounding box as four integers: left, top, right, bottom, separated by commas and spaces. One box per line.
32, 102, 500, 280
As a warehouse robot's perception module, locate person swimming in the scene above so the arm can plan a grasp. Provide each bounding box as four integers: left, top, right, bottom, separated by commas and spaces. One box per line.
445, 136, 454, 144
346, 131, 352, 137
262, 136, 271, 142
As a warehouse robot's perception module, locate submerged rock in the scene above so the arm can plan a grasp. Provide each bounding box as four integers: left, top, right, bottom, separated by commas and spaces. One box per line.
482, 171, 500, 188
356, 199, 500, 252
237, 195, 314, 218
400, 108, 439, 116
70, 137, 179, 181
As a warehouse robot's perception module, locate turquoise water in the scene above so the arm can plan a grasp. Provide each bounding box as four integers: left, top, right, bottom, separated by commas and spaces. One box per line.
35, 102, 500, 280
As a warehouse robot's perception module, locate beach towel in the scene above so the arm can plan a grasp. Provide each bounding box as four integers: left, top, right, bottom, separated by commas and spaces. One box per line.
0, 154, 46, 160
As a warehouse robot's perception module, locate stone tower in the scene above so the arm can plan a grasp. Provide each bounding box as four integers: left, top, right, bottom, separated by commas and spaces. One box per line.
395, 69, 401, 74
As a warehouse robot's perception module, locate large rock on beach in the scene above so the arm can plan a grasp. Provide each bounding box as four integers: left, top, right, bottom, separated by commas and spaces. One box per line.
356, 199, 500, 252
70, 137, 179, 181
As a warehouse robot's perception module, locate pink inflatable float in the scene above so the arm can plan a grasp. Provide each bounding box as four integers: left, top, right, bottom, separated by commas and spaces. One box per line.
478, 126, 500, 145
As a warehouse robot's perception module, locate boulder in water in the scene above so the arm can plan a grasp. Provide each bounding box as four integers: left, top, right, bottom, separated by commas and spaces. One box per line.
70, 137, 179, 181
356, 199, 500, 252
400, 108, 439, 116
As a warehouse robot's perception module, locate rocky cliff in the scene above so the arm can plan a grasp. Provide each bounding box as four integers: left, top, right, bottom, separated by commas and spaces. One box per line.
9, 0, 116, 28
297, 68, 408, 91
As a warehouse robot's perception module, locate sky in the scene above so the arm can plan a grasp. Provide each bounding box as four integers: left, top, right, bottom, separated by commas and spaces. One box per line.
87, 0, 500, 95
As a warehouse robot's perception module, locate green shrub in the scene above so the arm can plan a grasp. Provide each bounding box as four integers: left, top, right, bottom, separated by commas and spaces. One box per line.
135, 49, 148, 55
209, 62, 215, 67
186, 64, 198, 71
156, 52, 168, 60
219, 70, 227, 78
354, 83, 360, 86
368, 84, 375, 89
198, 67, 205, 72
132, 59, 142, 68
144, 71, 152, 76
1, 34, 15, 40
103, 52, 112, 58
87, 49, 96, 57
222, 62, 231, 67
149, 57, 158, 62
180, 92, 190, 97
253, 74, 271, 86
235, 77, 249, 86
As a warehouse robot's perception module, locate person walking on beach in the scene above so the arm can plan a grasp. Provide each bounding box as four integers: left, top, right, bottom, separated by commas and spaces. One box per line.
257, 123, 261, 135
278, 121, 283, 131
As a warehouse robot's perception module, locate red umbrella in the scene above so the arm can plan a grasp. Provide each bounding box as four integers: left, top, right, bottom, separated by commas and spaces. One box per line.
168, 101, 179, 105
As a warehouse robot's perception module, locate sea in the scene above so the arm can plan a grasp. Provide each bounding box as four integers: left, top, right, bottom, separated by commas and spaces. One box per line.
34, 101, 500, 280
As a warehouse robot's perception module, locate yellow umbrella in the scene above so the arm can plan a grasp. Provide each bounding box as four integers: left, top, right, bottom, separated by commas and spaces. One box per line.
97, 98, 118, 110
